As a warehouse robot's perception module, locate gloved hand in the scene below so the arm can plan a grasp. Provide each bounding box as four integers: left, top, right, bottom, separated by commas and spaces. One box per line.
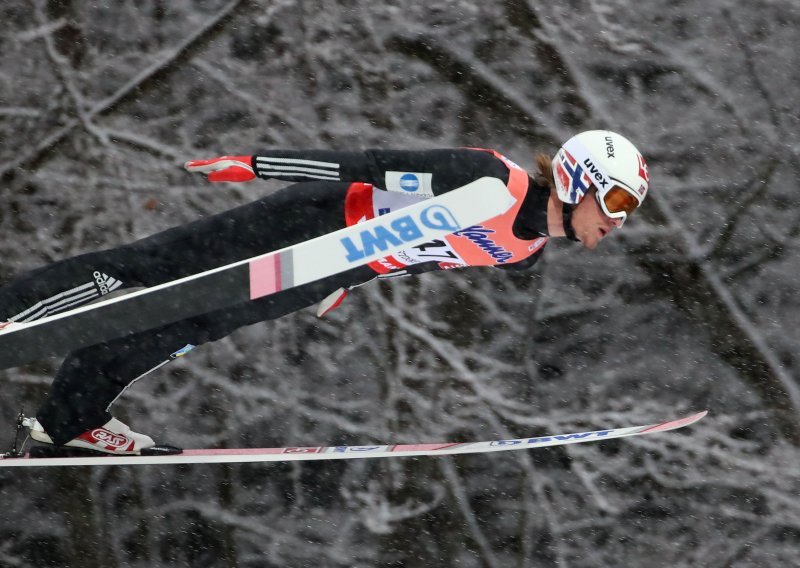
184, 156, 255, 182
316, 287, 349, 318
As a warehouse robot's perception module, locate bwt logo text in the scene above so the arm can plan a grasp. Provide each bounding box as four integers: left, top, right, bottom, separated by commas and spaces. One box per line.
340, 205, 461, 262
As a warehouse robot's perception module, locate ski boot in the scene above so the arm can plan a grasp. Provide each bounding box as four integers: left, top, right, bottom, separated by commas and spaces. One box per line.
20, 416, 182, 457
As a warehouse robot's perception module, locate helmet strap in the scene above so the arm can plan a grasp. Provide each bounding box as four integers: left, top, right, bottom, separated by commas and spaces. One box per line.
562, 203, 579, 242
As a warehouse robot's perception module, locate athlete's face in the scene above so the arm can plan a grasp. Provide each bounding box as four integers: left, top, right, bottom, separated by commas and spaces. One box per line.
570, 188, 623, 250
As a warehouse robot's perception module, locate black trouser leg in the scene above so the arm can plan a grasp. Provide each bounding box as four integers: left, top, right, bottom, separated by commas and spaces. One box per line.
35, 321, 200, 445
24, 180, 375, 443
1, 181, 354, 323
36, 264, 375, 444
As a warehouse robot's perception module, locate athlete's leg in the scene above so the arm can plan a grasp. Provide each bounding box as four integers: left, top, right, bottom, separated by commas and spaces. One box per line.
36, 263, 376, 444
32, 180, 375, 444
35, 320, 200, 445
1, 180, 352, 324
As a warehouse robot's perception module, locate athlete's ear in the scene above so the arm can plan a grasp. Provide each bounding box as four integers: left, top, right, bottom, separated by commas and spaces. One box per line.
184, 156, 255, 182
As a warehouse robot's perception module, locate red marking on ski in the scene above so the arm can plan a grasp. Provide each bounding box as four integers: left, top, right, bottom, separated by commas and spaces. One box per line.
637, 410, 707, 434
249, 253, 282, 300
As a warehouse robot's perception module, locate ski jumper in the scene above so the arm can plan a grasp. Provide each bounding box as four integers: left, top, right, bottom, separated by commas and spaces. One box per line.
0, 149, 552, 444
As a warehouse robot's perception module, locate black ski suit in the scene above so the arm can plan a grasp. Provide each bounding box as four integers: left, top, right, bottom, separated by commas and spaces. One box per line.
0, 148, 552, 444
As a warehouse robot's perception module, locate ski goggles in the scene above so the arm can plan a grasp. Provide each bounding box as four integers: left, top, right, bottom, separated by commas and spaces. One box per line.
595, 184, 642, 225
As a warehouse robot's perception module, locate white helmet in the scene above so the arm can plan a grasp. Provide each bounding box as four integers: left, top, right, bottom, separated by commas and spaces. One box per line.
552, 130, 650, 225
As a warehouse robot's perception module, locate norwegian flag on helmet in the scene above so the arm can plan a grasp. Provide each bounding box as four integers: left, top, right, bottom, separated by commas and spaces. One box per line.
555, 148, 593, 202
637, 153, 649, 184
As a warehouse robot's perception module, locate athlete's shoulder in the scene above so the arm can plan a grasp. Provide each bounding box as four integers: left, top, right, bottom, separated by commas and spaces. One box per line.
467, 147, 527, 169
494, 241, 547, 271
461, 147, 529, 176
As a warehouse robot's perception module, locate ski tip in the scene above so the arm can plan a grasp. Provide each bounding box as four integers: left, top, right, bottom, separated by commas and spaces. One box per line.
685, 409, 709, 423
640, 410, 708, 434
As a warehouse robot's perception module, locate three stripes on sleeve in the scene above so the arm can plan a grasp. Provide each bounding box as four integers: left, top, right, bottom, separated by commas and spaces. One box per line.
253, 156, 341, 182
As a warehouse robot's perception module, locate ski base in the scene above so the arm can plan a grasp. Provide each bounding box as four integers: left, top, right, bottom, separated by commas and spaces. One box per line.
0, 411, 707, 468
21, 444, 183, 459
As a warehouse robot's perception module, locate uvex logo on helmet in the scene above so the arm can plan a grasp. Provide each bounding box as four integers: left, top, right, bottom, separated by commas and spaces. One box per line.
580, 157, 611, 190
605, 136, 615, 158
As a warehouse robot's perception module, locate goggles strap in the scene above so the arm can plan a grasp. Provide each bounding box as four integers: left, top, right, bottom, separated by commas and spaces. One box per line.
562, 203, 579, 242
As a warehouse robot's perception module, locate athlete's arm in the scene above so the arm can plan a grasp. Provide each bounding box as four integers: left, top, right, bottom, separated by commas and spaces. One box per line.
253, 149, 510, 195
186, 149, 510, 194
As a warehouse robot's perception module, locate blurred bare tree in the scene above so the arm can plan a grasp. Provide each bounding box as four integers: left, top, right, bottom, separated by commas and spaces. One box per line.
1, 1, 798, 566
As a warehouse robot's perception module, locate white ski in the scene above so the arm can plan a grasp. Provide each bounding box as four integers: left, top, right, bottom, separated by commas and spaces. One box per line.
0, 411, 707, 468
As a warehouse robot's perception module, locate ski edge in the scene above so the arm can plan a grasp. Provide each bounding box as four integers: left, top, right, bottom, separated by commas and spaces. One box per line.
0, 411, 707, 468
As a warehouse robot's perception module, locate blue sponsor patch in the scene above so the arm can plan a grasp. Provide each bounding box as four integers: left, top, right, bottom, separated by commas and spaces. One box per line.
399, 173, 420, 192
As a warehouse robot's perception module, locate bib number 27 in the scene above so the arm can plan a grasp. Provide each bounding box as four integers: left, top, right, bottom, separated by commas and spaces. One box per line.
412, 239, 459, 260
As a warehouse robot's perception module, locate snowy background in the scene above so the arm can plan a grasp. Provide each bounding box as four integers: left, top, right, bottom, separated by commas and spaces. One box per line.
1, 1, 799, 566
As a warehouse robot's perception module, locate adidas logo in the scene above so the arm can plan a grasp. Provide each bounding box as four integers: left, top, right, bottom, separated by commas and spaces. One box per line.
93, 271, 123, 296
